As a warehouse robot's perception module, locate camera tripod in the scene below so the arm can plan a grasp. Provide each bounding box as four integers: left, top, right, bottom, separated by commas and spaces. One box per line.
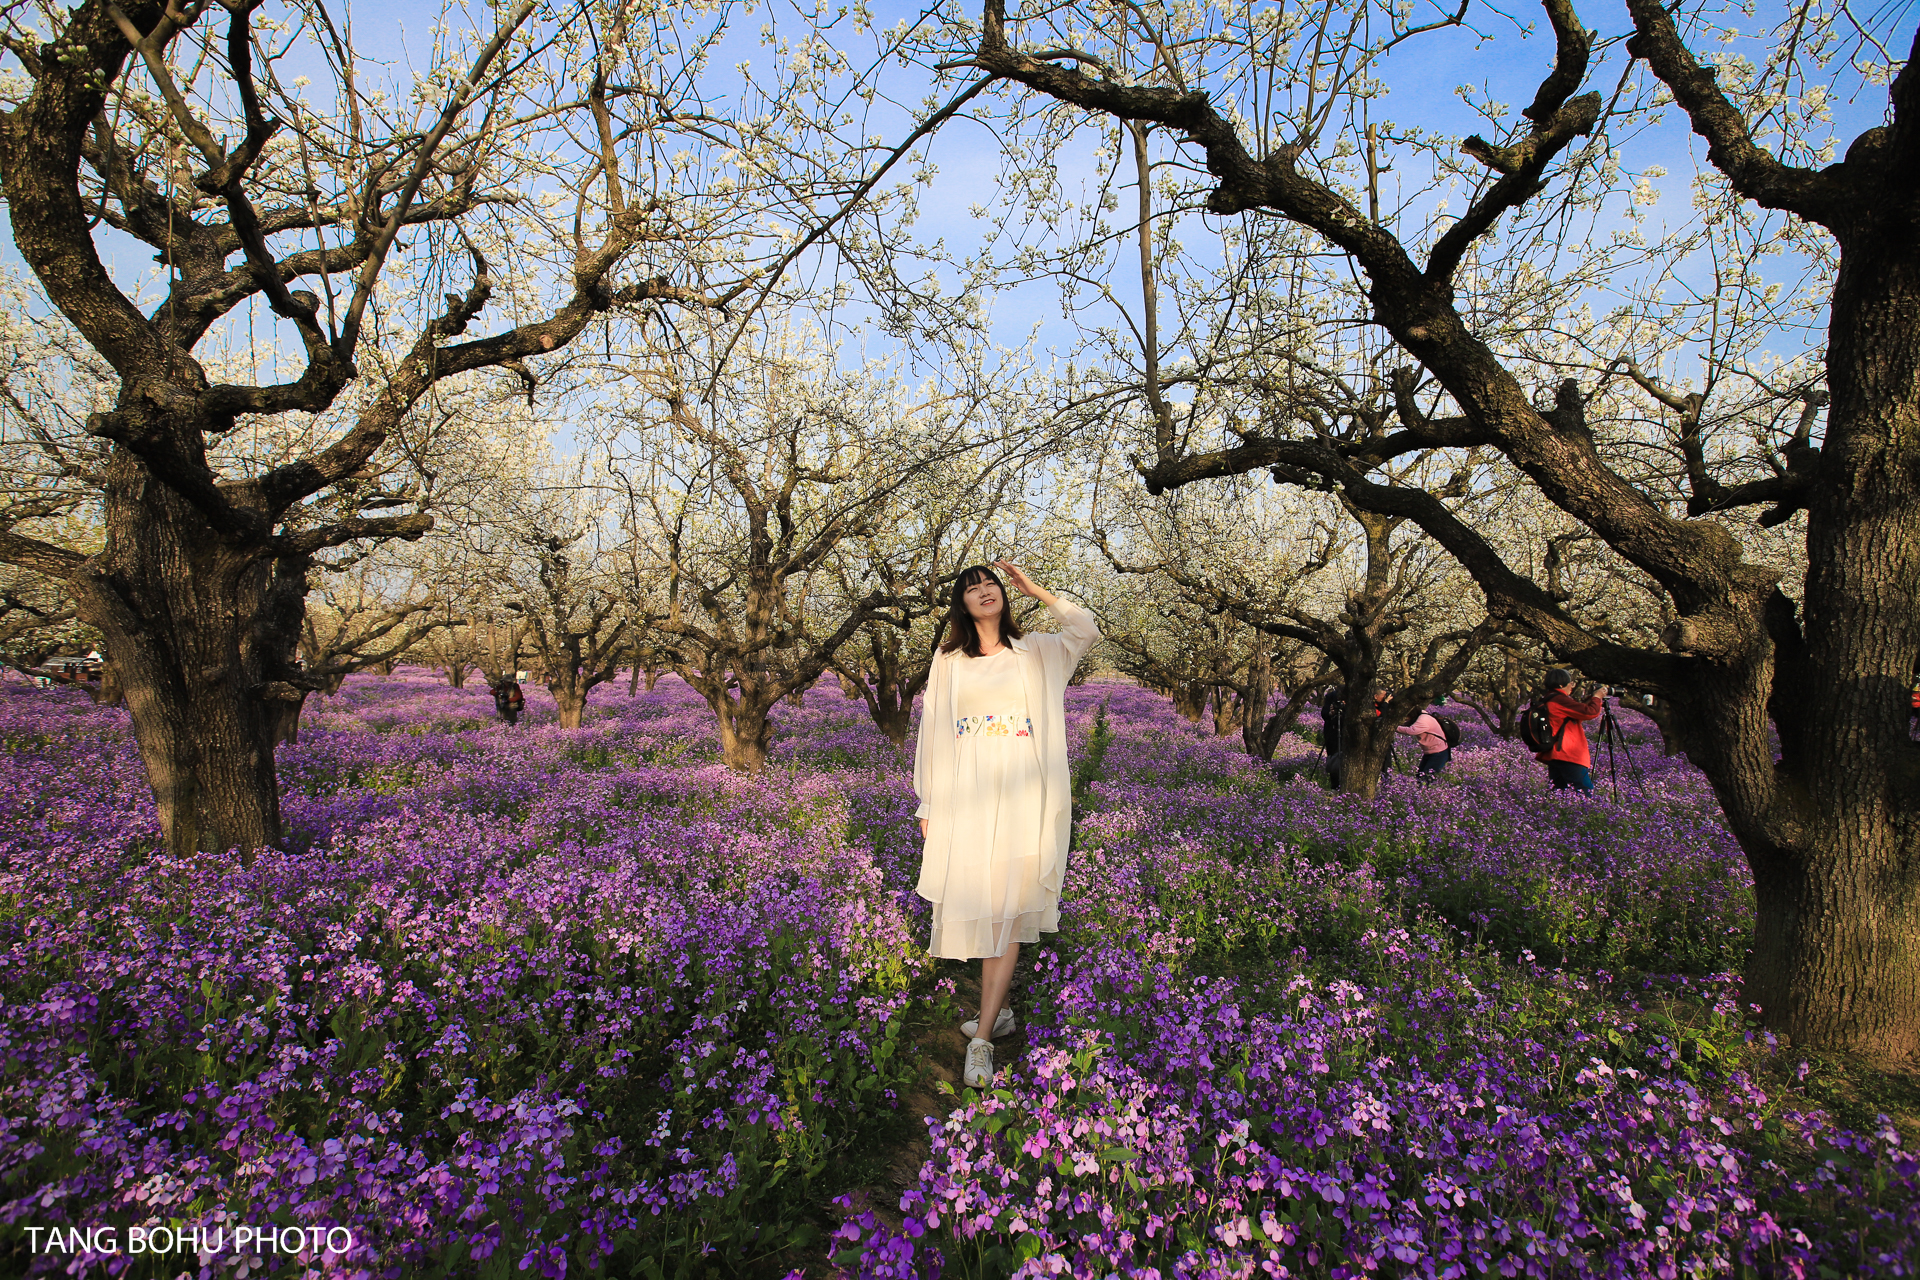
1596, 705, 1643, 801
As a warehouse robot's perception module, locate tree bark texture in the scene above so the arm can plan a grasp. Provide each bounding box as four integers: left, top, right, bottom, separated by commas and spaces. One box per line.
1336, 709, 1400, 802
68, 457, 300, 856
1732, 220, 1920, 1055
552, 681, 591, 731
705, 682, 777, 773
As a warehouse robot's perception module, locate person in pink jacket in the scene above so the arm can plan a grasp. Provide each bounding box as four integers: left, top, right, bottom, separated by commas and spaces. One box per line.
1396, 705, 1452, 777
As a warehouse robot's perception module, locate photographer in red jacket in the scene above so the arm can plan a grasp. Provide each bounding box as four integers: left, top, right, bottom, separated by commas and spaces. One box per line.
1536, 669, 1608, 793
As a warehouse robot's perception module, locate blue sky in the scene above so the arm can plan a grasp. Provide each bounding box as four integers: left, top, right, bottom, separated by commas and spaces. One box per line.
12, 0, 1904, 404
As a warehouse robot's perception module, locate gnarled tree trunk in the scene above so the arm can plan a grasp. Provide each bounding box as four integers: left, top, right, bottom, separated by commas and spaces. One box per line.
840, 627, 931, 749
1172, 681, 1208, 723
1732, 222, 1920, 1056
1334, 701, 1400, 801
1241, 646, 1274, 759
709, 686, 777, 772
552, 686, 586, 729
70, 469, 304, 857
1211, 683, 1239, 736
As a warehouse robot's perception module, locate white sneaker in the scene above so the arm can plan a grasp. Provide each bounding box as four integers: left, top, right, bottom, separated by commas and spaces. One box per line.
962, 1038, 994, 1087
961, 1006, 1016, 1040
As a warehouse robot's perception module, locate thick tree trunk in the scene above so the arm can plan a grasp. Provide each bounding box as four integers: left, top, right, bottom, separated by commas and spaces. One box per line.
863, 663, 920, 748
840, 631, 929, 749
1172, 682, 1207, 723
645, 665, 660, 692
873, 701, 913, 747
1648, 219, 1920, 1058
1211, 685, 1239, 736
1748, 839, 1920, 1058
550, 680, 588, 730
1742, 222, 1920, 1058
446, 660, 468, 689
1241, 648, 1274, 758
543, 655, 616, 728
1336, 715, 1399, 801
710, 691, 775, 772
69, 459, 301, 859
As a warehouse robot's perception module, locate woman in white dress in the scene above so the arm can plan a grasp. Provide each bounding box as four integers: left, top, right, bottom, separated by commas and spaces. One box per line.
914, 561, 1100, 1087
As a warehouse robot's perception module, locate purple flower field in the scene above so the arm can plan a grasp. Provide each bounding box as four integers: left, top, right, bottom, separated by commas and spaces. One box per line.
2, 671, 1915, 1278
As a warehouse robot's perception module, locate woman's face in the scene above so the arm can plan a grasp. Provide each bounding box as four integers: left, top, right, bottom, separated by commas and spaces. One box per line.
962, 575, 1004, 625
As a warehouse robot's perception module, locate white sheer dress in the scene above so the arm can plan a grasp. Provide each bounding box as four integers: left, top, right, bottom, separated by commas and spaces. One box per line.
923, 648, 1052, 959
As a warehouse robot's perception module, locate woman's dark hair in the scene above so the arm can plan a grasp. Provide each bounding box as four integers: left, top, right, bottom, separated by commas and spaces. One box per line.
937, 565, 1024, 657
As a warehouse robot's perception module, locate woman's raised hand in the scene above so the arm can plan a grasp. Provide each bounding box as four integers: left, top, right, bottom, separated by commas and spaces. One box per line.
995, 560, 1043, 599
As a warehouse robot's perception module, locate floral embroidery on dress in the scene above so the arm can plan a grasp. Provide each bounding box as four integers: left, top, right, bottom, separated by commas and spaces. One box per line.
955, 714, 1033, 739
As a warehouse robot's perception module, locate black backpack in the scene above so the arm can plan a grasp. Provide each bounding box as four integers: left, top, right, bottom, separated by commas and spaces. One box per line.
1519, 698, 1564, 753
1434, 715, 1462, 748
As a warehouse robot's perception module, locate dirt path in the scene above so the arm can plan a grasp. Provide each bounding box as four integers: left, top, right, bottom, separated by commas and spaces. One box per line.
823, 962, 1033, 1270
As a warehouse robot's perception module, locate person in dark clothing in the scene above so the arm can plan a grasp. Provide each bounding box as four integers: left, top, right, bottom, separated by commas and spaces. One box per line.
1536, 668, 1607, 792
1321, 685, 1347, 788
492, 679, 525, 726
1322, 684, 1399, 786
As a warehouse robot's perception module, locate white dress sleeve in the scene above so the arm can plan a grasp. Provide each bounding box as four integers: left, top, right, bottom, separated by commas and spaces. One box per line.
1030, 598, 1101, 681
913, 647, 951, 820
